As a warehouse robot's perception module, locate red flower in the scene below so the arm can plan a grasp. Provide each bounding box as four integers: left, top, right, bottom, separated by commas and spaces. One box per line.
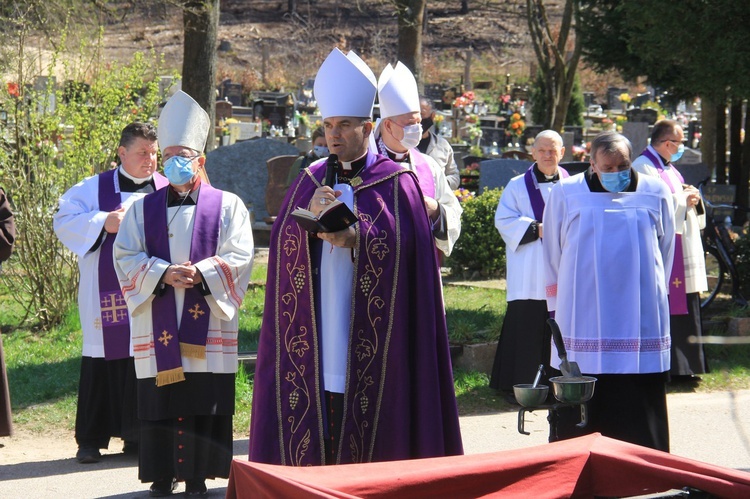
7, 82, 19, 97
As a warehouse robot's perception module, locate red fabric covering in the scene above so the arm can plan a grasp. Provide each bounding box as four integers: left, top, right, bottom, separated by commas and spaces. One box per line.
227, 434, 750, 499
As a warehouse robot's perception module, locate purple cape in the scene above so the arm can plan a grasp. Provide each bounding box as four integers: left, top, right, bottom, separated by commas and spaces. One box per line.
249, 152, 463, 465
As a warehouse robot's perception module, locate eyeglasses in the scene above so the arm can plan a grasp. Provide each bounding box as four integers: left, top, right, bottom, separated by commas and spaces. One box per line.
164, 153, 200, 161
661, 139, 684, 146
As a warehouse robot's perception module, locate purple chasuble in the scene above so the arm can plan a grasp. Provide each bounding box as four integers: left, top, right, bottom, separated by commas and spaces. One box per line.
640, 148, 688, 315
249, 151, 463, 466
98, 168, 168, 360
143, 183, 223, 385
523, 164, 569, 222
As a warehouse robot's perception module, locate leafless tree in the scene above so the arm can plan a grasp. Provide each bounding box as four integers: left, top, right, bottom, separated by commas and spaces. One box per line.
527, 0, 581, 131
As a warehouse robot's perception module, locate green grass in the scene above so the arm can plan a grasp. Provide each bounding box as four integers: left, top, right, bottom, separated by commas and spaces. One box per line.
443, 284, 506, 345
3, 266, 750, 437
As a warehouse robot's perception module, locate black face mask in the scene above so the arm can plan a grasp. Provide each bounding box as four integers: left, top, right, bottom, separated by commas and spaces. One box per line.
420, 117, 434, 132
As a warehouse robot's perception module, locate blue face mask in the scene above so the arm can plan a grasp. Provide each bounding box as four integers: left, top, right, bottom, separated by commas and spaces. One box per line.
313, 145, 329, 158
670, 143, 685, 163
599, 169, 630, 192
164, 155, 197, 186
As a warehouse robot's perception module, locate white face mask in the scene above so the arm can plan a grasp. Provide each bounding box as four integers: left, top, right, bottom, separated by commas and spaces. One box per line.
393, 123, 422, 151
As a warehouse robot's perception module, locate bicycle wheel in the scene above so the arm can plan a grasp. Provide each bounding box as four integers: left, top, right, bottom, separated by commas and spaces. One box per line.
701, 245, 725, 309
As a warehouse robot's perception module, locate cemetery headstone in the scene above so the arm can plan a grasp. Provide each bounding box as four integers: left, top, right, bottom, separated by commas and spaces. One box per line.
674, 162, 710, 189
205, 138, 300, 224
562, 132, 575, 162
223, 82, 244, 106
701, 183, 735, 221
216, 100, 233, 122
632, 92, 653, 108
607, 86, 628, 110
622, 122, 649, 156
674, 147, 702, 165
480, 127, 506, 148
478, 159, 533, 193
563, 126, 583, 145
626, 108, 658, 125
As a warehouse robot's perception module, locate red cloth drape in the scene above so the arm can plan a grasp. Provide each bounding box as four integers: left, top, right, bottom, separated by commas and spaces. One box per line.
227, 434, 750, 498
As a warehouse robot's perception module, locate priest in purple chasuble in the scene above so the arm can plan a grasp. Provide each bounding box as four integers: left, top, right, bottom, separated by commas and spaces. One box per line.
369, 61, 462, 257
543, 132, 675, 452
248, 48, 463, 466
632, 120, 708, 380
53, 122, 167, 463
113, 91, 254, 496
489, 130, 568, 399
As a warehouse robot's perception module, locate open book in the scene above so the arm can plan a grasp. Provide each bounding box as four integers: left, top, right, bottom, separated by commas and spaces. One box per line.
291, 200, 357, 233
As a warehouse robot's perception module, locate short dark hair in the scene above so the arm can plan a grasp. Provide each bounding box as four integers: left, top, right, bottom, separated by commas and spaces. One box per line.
591, 131, 632, 165
650, 119, 681, 143
311, 126, 325, 143
119, 122, 157, 148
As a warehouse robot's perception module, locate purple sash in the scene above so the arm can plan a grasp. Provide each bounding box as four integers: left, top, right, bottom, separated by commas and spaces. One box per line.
410, 150, 436, 199
97, 169, 167, 360
640, 147, 688, 315
523, 164, 569, 222
144, 183, 223, 385
376, 136, 435, 198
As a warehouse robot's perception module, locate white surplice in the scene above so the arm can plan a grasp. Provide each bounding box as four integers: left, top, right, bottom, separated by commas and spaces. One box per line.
632, 147, 707, 293
53, 169, 151, 358
543, 173, 675, 374
495, 170, 556, 301
113, 188, 254, 379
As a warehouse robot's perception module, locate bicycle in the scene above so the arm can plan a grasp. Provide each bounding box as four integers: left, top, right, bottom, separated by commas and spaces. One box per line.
698, 179, 749, 310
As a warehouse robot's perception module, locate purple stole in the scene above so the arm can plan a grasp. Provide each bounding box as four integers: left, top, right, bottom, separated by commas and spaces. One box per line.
410, 150, 436, 198
641, 147, 688, 315
144, 183, 223, 386
523, 164, 569, 222
375, 136, 435, 198
97, 169, 167, 360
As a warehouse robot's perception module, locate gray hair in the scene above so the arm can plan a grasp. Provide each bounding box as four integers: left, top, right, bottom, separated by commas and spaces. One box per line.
590, 131, 632, 165
534, 130, 563, 148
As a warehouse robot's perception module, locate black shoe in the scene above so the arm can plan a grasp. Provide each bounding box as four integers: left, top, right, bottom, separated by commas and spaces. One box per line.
76, 447, 101, 464
185, 479, 207, 496
149, 478, 177, 497
122, 441, 138, 455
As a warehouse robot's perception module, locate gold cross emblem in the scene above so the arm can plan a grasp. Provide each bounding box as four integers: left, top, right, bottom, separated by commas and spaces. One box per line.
158, 330, 173, 347
672, 277, 682, 288
189, 303, 205, 320
101, 292, 128, 324
350, 177, 363, 187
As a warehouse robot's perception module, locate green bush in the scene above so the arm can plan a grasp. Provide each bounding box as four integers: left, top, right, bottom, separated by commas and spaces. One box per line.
447, 188, 505, 277
0, 24, 169, 327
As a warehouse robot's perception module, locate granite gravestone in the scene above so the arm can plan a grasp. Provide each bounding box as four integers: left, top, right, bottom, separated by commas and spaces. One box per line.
623, 121, 650, 156
205, 138, 300, 224
478, 159, 532, 194
562, 131, 575, 162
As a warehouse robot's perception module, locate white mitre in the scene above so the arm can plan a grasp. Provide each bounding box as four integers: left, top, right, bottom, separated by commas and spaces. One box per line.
157, 90, 210, 153
314, 48, 377, 119
377, 61, 420, 121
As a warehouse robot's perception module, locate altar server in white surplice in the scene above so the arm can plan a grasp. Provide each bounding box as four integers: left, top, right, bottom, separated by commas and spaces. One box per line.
543, 131, 675, 452
369, 61, 462, 256
113, 90, 253, 497
54, 122, 168, 464
489, 130, 568, 399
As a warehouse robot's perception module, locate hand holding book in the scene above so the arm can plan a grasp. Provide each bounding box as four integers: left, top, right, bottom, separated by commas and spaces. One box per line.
291, 199, 357, 233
